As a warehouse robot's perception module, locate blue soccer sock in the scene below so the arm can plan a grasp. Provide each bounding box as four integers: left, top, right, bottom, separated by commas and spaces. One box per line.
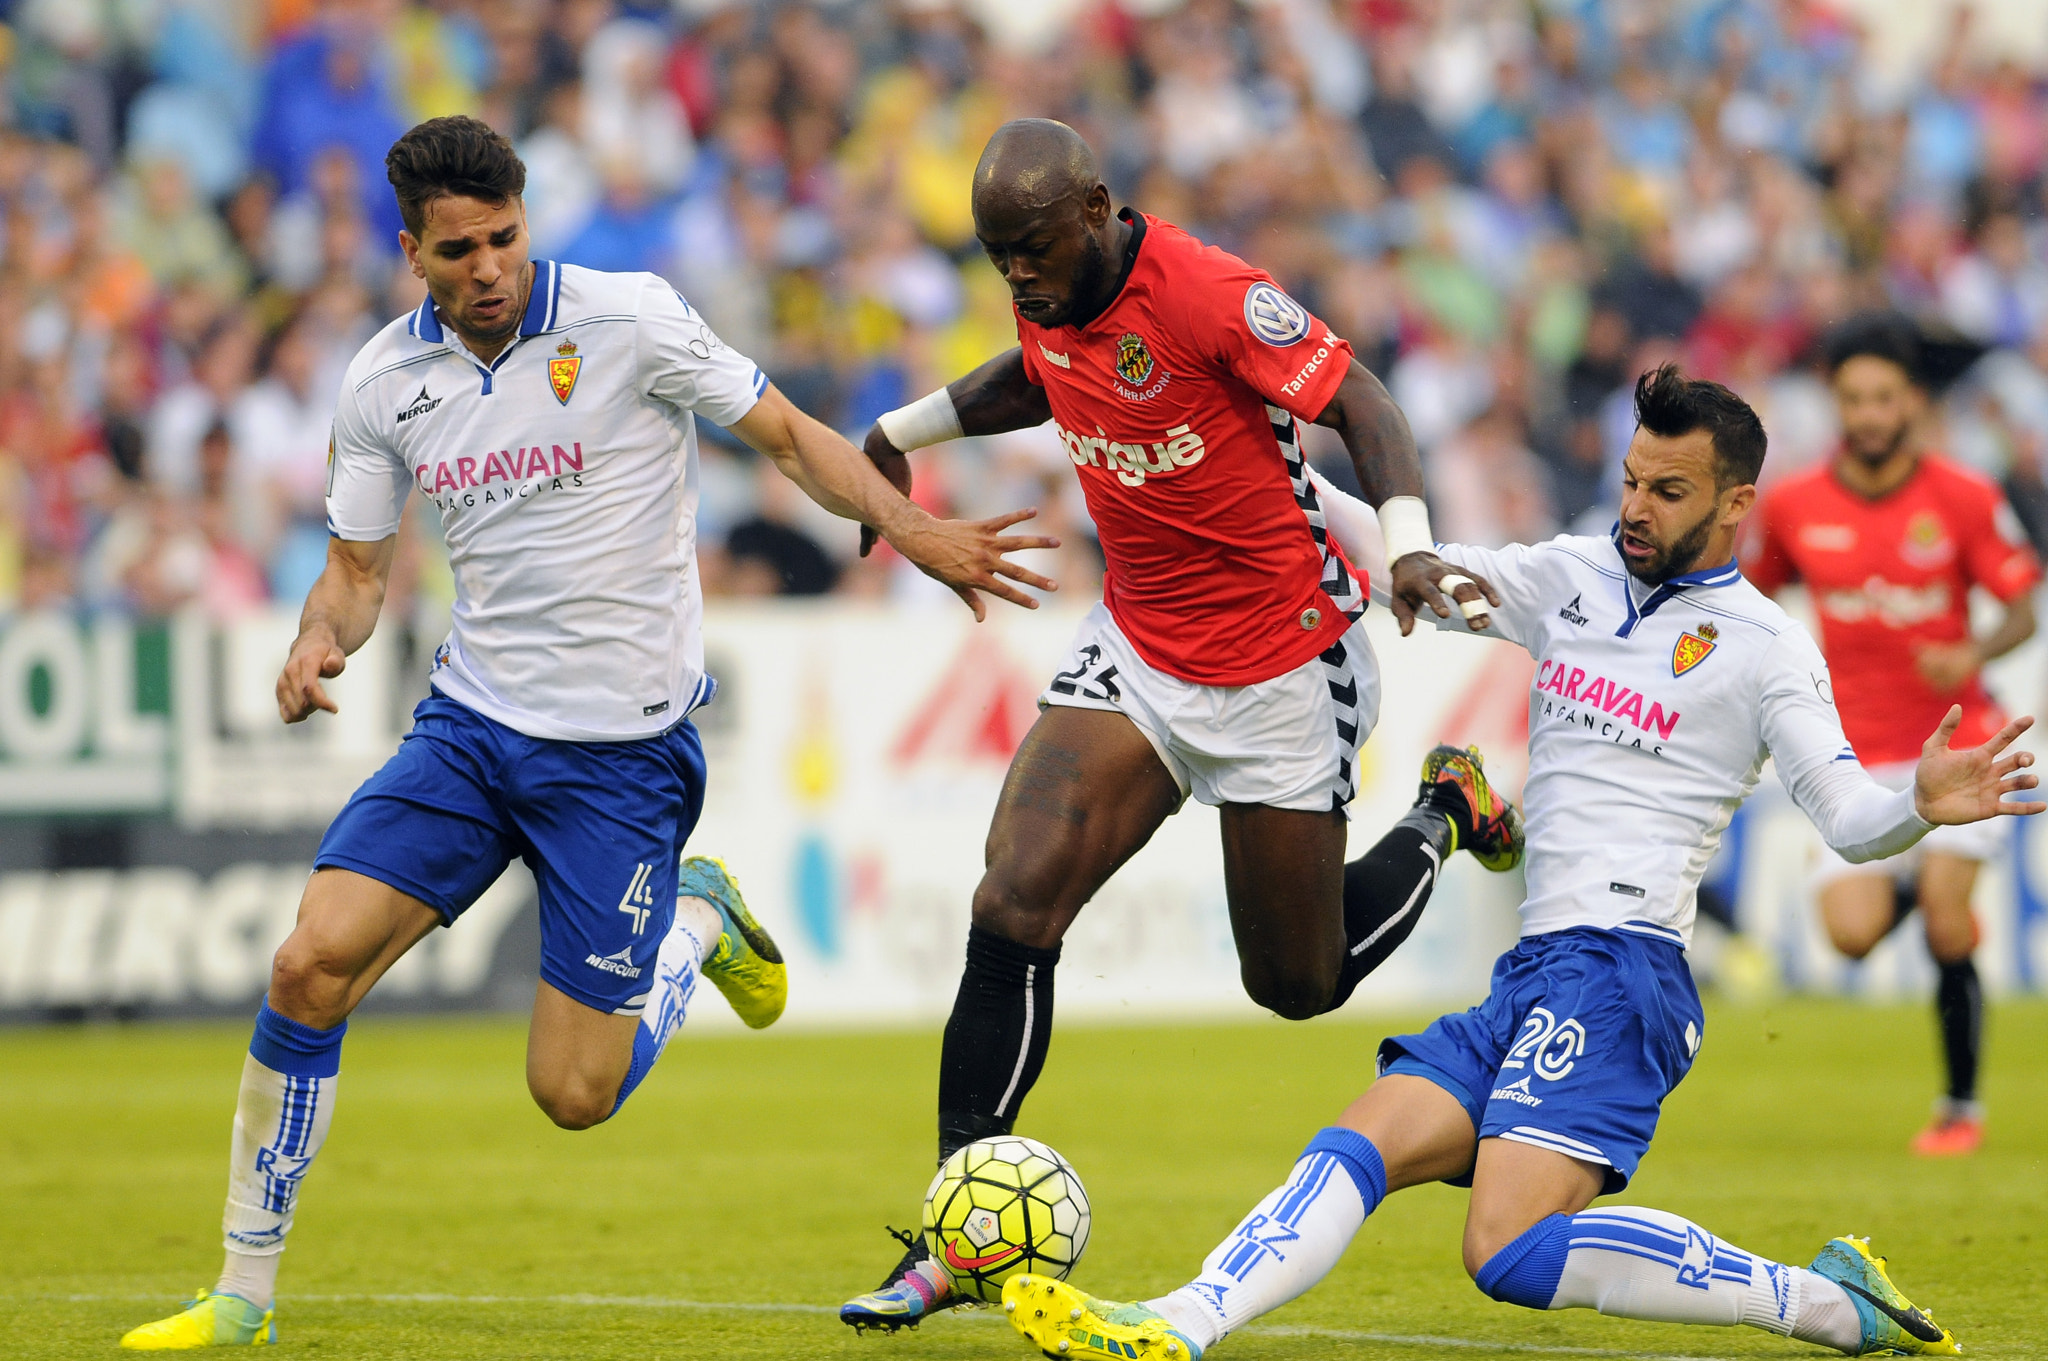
606, 894, 720, 1118
1150, 1127, 1388, 1351
217, 1003, 346, 1309
1476, 1206, 1860, 1350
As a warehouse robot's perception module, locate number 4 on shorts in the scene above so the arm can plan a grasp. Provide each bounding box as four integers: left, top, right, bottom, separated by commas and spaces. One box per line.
618, 861, 658, 934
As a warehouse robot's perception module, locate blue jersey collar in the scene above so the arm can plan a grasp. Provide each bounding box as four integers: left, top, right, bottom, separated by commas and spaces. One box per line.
1608, 523, 1741, 637
406, 259, 562, 345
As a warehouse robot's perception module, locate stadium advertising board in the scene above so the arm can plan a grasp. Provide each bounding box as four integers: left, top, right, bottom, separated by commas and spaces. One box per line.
1, 606, 2043, 1024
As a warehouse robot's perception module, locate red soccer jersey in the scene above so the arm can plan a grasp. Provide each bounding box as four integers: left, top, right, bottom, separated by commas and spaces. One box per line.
1014, 211, 1363, 686
1745, 455, 2041, 765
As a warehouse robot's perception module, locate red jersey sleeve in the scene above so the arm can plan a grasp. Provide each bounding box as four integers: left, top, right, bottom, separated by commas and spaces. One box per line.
1961, 482, 2042, 602
1016, 335, 1045, 387
1741, 486, 1798, 595
1173, 261, 1354, 424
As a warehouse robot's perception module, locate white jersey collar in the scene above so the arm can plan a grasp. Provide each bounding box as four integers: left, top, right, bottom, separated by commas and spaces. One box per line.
406, 258, 563, 345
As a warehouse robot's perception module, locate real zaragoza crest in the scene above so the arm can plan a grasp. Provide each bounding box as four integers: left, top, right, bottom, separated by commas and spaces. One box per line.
1114, 332, 1154, 386
1672, 621, 1718, 677
548, 340, 581, 405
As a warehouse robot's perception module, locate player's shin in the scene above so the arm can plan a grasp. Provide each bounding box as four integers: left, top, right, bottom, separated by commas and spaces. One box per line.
607, 895, 721, 1118
217, 1004, 345, 1309
1934, 956, 1982, 1107
936, 924, 1060, 1158
1325, 810, 1454, 1011
1475, 1207, 1861, 1351
1148, 1128, 1387, 1351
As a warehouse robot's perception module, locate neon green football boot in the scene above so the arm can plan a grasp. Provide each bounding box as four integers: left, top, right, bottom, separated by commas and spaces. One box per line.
120, 1290, 275, 1349
1003, 1275, 1202, 1360
679, 856, 787, 1029
1809, 1235, 1960, 1356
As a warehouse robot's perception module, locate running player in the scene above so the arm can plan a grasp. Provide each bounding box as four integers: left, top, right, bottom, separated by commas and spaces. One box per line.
841, 119, 1519, 1331
1746, 313, 2038, 1157
119, 116, 1055, 1350
1001, 366, 2038, 1360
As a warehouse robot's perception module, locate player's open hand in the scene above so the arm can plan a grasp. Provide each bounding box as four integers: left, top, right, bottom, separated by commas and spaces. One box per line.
858, 426, 913, 558
1913, 706, 2045, 824
1388, 552, 1502, 636
889, 506, 1060, 621
277, 627, 347, 724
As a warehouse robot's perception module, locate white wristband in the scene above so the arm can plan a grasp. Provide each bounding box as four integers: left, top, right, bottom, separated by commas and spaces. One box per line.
1377, 496, 1435, 565
875, 387, 964, 452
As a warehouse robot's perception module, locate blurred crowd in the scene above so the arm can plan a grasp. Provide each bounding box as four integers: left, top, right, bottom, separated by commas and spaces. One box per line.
4, 0, 2048, 623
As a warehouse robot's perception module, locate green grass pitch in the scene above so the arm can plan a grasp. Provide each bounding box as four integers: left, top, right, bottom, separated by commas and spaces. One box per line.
4, 1000, 2045, 1359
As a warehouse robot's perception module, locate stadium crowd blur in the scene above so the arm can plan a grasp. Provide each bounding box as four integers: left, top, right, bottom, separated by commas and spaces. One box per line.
3, 0, 2048, 624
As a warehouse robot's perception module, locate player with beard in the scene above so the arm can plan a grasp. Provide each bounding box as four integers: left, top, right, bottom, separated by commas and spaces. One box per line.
1745, 313, 2039, 1157
839, 118, 1525, 1330
998, 365, 2037, 1361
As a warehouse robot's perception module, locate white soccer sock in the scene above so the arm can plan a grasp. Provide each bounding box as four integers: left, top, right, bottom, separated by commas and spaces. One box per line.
1501, 1207, 1860, 1351
1149, 1130, 1385, 1351
217, 1053, 338, 1309
646, 896, 719, 1050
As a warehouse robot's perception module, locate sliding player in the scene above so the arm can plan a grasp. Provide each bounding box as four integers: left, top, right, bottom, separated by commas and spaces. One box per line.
120, 116, 1055, 1350
1004, 367, 2037, 1360
841, 118, 1519, 1331
1746, 313, 2038, 1157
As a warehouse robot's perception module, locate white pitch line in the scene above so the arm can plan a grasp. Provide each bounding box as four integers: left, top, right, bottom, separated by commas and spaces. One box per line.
27, 1294, 1732, 1357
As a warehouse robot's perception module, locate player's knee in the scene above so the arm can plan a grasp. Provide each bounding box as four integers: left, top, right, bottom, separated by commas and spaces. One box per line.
970, 866, 1070, 951
529, 1076, 617, 1131
1823, 920, 1880, 961
1242, 961, 1336, 1021
267, 937, 353, 1029
1465, 1214, 1571, 1305
1922, 917, 1975, 964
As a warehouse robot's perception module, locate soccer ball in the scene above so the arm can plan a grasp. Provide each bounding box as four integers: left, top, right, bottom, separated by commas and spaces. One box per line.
921, 1135, 1090, 1301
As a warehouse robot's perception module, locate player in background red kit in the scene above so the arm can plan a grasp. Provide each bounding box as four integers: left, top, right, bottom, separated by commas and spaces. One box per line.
1746, 314, 2040, 1157
837, 119, 1520, 1330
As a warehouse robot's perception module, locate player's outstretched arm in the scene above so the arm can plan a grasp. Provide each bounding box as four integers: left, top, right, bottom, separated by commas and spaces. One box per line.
1313, 360, 1501, 636
1913, 705, 2046, 824
730, 381, 1060, 620
276, 534, 397, 723
858, 347, 1051, 557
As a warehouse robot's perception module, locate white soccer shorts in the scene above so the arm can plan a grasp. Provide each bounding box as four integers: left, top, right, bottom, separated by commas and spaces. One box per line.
1810, 759, 2004, 887
1038, 602, 1380, 813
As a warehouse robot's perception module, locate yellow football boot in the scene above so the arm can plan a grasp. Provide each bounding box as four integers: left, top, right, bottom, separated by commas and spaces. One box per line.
1003, 1274, 1201, 1360
120, 1290, 275, 1349
1419, 744, 1524, 872
1809, 1235, 1961, 1356
679, 856, 787, 1029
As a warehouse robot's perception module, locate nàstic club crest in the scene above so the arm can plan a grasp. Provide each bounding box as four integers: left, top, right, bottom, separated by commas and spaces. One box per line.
548, 339, 581, 405
1672, 621, 1718, 677
1114, 332, 1154, 386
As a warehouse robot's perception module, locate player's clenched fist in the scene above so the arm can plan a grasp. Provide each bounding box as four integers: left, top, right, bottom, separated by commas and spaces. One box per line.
1386, 550, 1502, 637
276, 626, 347, 723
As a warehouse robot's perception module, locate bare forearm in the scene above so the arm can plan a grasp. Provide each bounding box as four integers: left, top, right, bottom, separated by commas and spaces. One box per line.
1979, 595, 2036, 664
949, 348, 1052, 437
298, 543, 392, 655
1313, 361, 1425, 505
774, 404, 930, 537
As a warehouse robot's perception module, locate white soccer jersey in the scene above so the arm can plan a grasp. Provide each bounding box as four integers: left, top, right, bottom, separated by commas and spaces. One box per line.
1302, 471, 1935, 945
1429, 531, 1934, 944
326, 260, 767, 741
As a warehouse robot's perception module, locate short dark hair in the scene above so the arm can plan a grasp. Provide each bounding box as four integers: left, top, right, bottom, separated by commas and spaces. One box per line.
1822, 310, 1921, 384
386, 116, 526, 238
1632, 362, 1768, 487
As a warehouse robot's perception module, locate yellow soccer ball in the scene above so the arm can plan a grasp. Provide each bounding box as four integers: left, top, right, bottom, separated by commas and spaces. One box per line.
922, 1135, 1091, 1302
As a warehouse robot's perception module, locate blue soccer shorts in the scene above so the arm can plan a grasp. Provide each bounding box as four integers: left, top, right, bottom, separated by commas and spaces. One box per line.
1377, 925, 1704, 1194
315, 694, 708, 1016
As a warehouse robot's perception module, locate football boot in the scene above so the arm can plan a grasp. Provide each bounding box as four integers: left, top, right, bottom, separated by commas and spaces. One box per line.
1419, 744, 1523, 872
1003, 1275, 1201, 1360
1808, 1235, 1960, 1356
120, 1290, 275, 1349
678, 856, 786, 1029
840, 1225, 960, 1332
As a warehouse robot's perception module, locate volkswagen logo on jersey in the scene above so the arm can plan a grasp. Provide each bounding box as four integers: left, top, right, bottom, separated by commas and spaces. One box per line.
1115, 333, 1155, 386
1243, 282, 1312, 346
